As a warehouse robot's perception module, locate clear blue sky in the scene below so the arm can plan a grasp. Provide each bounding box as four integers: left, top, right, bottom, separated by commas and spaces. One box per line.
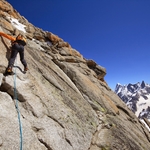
7, 0, 150, 90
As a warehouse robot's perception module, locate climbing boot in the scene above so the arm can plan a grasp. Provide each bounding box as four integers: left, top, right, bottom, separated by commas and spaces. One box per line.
7, 67, 12, 73
24, 67, 28, 72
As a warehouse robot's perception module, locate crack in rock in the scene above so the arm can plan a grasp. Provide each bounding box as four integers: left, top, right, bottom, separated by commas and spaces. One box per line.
38, 138, 53, 150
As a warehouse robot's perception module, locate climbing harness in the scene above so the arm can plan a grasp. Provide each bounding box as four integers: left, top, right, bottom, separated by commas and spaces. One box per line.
13, 59, 23, 150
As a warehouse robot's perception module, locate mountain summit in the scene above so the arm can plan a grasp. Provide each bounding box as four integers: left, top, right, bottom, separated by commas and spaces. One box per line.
115, 81, 150, 122
0, 0, 150, 150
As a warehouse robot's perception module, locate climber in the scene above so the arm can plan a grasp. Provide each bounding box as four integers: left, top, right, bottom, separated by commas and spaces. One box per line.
0, 31, 28, 73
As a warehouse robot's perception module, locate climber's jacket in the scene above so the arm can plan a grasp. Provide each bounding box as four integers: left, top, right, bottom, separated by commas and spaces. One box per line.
0, 32, 26, 46
0, 31, 15, 41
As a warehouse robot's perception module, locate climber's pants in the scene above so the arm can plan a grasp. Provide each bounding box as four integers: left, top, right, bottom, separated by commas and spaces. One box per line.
8, 43, 27, 68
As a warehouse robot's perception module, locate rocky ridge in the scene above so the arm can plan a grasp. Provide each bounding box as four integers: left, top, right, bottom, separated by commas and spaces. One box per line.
0, 0, 150, 150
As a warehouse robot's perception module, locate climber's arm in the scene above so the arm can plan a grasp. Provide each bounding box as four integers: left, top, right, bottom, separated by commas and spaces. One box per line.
0, 32, 15, 41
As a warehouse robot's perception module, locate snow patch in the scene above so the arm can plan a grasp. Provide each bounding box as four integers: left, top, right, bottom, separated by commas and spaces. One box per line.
7, 16, 26, 33
140, 119, 150, 132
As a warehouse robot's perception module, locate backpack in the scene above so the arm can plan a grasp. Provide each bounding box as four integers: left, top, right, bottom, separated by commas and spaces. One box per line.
16, 34, 26, 46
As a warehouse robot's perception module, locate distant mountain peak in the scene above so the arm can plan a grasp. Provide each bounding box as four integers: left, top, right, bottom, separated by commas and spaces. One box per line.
141, 80, 146, 88
115, 81, 150, 121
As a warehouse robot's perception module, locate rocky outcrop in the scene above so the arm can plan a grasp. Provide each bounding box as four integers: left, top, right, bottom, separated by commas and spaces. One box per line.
0, 0, 149, 150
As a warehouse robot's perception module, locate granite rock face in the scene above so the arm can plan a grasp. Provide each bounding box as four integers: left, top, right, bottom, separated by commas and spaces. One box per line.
0, 0, 149, 150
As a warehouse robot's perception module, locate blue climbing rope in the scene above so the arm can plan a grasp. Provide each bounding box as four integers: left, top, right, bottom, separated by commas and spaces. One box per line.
13, 61, 23, 150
